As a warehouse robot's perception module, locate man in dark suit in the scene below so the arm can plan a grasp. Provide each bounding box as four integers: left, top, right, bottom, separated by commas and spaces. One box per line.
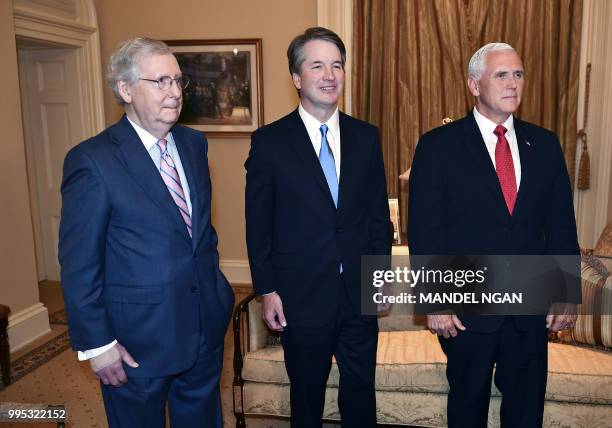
58, 37, 234, 428
408, 43, 580, 427
245, 27, 391, 428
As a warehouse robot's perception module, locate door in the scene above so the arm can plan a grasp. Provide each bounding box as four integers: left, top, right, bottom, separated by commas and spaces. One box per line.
18, 47, 85, 281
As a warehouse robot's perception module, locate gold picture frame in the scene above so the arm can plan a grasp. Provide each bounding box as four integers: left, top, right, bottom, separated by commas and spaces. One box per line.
165, 39, 264, 138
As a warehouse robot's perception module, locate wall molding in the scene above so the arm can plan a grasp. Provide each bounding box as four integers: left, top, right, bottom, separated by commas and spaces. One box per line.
13, 0, 106, 141
220, 259, 252, 285
7, 303, 51, 353
574, 0, 612, 248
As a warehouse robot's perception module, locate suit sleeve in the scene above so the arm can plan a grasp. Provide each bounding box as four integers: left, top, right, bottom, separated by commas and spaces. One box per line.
408, 134, 447, 254
544, 135, 580, 255
408, 135, 452, 314
368, 127, 392, 255
59, 146, 115, 350
245, 131, 277, 295
543, 135, 581, 304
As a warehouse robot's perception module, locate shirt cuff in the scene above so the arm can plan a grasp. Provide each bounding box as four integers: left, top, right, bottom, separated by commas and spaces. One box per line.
77, 340, 117, 361
261, 291, 277, 296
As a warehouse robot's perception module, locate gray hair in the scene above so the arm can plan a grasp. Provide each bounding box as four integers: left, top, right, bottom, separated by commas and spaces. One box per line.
107, 37, 172, 105
287, 26, 346, 76
468, 43, 516, 80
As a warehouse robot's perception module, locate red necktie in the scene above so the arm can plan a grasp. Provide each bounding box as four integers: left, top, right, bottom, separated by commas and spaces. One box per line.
493, 125, 517, 214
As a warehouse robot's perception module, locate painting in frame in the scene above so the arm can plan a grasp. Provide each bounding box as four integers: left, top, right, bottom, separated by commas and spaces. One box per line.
165, 39, 264, 138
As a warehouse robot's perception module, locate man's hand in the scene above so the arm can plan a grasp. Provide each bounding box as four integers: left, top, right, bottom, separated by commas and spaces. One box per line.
262, 292, 287, 331
547, 303, 578, 332
427, 313, 466, 339
377, 283, 393, 314
89, 342, 139, 387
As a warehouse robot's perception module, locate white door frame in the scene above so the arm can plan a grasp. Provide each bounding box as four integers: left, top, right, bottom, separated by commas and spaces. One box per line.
13, 0, 105, 153
13, 0, 105, 280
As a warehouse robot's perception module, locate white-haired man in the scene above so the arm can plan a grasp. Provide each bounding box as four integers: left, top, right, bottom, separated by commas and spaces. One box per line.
59, 37, 234, 427
409, 43, 579, 427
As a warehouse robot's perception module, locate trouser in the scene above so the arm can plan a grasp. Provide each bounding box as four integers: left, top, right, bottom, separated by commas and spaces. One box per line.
100, 339, 224, 428
281, 282, 379, 428
439, 316, 548, 428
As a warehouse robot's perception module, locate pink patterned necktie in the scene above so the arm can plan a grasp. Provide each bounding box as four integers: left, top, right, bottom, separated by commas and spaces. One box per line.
493, 125, 517, 214
157, 139, 192, 237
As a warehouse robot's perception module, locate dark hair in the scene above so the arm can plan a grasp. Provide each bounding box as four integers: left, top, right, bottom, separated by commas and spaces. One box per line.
287, 27, 346, 75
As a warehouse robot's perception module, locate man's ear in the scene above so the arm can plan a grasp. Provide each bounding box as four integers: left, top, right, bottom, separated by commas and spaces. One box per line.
467, 76, 479, 97
117, 80, 132, 104
292, 72, 302, 91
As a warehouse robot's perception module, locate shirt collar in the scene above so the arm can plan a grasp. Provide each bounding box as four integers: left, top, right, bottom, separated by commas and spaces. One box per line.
473, 106, 514, 139
298, 103, 340, 141
126, 116, 171, 151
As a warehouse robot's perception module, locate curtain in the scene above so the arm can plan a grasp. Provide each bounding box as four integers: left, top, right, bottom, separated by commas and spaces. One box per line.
353, 0, 583, 237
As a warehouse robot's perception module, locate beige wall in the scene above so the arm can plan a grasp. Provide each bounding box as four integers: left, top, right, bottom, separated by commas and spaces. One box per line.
608, 175, 612, 231
0, 0, 41, 313
94, 0, 317, 262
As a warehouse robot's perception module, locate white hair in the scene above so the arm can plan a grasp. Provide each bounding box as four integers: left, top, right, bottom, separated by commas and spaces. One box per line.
107, 37, 172, 105
468, 43, 516, 80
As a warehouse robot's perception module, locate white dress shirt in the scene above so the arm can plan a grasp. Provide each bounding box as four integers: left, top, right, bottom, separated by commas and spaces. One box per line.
298, 104, 341, 180
473, 107, 521, 190
77, 118, 192, 361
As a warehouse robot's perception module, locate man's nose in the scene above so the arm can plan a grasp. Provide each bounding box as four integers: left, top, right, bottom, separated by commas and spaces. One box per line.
169, 79, 182, 97
322, 66, 335, 80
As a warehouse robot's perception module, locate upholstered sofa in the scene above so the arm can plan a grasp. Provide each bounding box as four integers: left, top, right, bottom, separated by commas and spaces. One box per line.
233, 257, 612, 427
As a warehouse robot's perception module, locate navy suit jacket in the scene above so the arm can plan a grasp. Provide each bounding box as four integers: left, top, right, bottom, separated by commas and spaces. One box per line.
408, 112, 579, 331
59, 115, 234, 377
245, 109, 392, 325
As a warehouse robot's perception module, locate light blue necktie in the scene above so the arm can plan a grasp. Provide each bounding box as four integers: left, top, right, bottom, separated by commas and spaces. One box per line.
319, 124, 338, 207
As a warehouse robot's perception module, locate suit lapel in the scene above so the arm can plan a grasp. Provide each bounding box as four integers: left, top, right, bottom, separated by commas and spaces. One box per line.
173, 125, 203, 249
286, 110, 337, 208
337, 112, 357, 213
110, 116, 192, 243
461, 113, 510, 218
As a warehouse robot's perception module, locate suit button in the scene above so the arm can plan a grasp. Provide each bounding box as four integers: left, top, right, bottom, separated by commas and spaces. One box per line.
191, 286, 198, 293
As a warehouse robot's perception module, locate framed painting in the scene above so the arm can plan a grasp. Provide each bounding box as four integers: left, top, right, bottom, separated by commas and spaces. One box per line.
165, 39, 264, 137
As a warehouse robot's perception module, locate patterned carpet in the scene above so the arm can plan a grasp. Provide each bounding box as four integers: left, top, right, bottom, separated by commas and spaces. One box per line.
1, 309, 71, 390
0, 288, 301, 427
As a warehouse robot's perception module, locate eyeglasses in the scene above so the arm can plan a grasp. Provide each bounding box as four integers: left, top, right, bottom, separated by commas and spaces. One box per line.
139, 75, 190, 91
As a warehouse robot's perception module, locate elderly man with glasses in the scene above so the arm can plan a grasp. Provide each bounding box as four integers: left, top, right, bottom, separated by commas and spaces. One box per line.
58, 37, 234, 428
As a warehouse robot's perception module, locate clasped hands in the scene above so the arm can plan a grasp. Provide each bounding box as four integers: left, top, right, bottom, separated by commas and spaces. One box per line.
427, 303, 578, 338
89, 342, 139, 387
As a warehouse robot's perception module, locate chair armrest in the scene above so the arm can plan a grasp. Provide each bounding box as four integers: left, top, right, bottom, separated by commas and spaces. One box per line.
232, 292, 275, 380
247, 295, 276, 352
233, 292, 256, 385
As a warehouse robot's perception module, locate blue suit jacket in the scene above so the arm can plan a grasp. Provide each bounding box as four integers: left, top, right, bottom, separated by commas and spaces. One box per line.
245, 109, 392, 325
59, 115, 234, 377
408, 112, 579, 331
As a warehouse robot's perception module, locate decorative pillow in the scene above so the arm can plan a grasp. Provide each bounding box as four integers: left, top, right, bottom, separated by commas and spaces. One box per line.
594, 221, 612, 258
556, 259, 611, 349
581, 249, 610, 278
